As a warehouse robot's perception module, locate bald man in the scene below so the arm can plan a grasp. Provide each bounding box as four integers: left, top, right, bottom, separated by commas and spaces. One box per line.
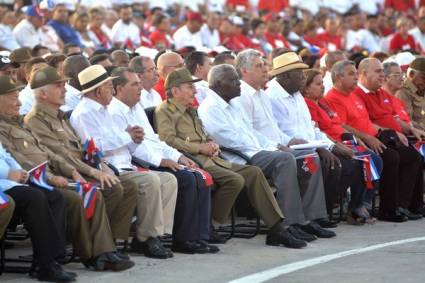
153, 52, 184, 100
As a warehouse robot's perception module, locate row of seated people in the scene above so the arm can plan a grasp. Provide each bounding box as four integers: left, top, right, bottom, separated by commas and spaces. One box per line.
1, 50, 424, 282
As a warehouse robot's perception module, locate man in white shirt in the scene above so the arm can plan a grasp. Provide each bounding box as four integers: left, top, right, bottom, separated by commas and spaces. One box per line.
109, 67, 218, 254
0, 10, 20, 50
200, 11, 221, 49
173, 12, 204, 50
111, 5, 140, 49
13, 5, 62, 52
199, 64, 335, 241
62, 55, 90, 112
266, 52, 358, 219
129, 56, 162, 109
409, 16, 425, 52
70, 65, 178, 259
185, 51, 213, 105
19, 57, 48, 115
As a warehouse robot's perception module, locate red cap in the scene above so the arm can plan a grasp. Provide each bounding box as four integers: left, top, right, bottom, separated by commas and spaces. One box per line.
187, 11, 204, 23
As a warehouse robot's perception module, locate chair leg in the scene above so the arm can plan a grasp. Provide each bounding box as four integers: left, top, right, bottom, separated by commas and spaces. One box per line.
0, 236, 5, 275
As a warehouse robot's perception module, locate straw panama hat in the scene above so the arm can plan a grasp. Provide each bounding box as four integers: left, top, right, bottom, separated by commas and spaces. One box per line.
269, 51, 310, 77
78, 65, 118, 94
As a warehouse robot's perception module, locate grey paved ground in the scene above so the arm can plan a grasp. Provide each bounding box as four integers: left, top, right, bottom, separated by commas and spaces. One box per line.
2, 219, 425, 283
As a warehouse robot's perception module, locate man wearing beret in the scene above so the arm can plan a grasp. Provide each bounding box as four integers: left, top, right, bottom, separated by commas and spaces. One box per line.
0, 71, 134, 271
24, 66, 138, 248
155, 67, 307, 249
396, 57, 425, 131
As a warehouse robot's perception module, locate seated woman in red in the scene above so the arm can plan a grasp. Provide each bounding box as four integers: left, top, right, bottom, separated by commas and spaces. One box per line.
302, 69, 383, 225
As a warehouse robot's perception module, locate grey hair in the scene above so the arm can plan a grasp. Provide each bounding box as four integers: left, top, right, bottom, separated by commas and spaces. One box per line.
383, 61, 400, 77
235, 49, 262, 77
129, 56, 151, 74
331, 60, 356, 83
208, 64, 238, 88
33, 85, 52, 101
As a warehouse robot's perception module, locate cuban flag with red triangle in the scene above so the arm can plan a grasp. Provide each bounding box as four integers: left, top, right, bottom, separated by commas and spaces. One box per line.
73, 182, 97, 220
414, 141, 425, 157
82, 138, 103, 169
0, 190, 9, 210
28, 161, 54, 191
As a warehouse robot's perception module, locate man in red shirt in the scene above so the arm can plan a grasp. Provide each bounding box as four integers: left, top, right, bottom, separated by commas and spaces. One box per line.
316, 18, 342, 51
384, 0, 415, 13
389, 18, 418, 53
154, 52, 184, 100
325, 60, 425, 222
264, 14, 290, 50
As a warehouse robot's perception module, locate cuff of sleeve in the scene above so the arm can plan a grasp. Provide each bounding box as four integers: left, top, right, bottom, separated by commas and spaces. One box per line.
0, 168, 10, 179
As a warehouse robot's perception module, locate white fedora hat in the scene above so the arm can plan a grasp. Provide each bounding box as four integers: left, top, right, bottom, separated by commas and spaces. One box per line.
269, 51, 309, 77
78, 65, 118, 94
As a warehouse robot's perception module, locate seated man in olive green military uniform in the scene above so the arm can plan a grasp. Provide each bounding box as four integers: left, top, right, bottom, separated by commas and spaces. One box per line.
155, 68, 306, 249
24, 66, 138, 245
396, 57, 425, 131
0, 74, 134, 272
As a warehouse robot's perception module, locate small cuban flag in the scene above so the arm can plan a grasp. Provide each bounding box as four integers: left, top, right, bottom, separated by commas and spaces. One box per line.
0, 190, 9, 210
70, 182, 98, 220
28, 161, 54, 191
414, 141, 425, 157
295, 153, 319, 174
83, 138, 103, 169
183, 166, 214, 187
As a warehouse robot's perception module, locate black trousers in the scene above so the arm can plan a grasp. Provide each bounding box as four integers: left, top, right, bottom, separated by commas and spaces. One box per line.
155, 167, 211, 242
6, 186, 66, 267
379, 145, 424, 213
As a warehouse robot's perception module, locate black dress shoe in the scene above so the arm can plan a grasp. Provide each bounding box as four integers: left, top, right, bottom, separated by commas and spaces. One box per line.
398, 207, 423, 220
172, 241, 209, 254
37, 262, 76, 282
209, 230, 228, 244
287, 225, 317, 242
266, 229, 307, 249
298, 222, 336, 238
412, 207, 425, 217
115, 251, 130, 260
132, 237, 171, 259
378, 211, 408, 223
315, 218, 339, 228
198, 240, 220, 253
91, 252, 135, 271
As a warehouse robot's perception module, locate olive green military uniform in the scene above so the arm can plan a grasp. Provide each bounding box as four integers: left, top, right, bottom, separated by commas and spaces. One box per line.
24, 102, 137, 240
155, 98, 284, 226
0, 115, 115, 260
0, 195, 14, 238
396, 79, 425, 131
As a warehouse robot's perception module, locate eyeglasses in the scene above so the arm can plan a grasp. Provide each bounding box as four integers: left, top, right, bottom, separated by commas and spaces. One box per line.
387, 73, 404, 79
164, 63, 184, 68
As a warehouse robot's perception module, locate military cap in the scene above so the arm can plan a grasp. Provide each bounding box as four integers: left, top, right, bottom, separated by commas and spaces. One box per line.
0, 76, 25, 95
409, 57, 425, 73
164, 68, 201, 90
9, 47, 32, 64
30, 66, 70, 89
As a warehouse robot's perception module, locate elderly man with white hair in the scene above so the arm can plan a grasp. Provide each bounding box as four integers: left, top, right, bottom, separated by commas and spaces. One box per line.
198, 63, 336, 244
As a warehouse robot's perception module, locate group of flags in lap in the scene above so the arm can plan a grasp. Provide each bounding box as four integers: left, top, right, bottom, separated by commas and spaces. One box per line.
342, 140, 380, 189
27, 150, 101, 219
12, 136, 425, 214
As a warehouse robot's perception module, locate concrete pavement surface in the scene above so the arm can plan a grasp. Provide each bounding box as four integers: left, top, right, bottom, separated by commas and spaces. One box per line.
2, 219, 425, 283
